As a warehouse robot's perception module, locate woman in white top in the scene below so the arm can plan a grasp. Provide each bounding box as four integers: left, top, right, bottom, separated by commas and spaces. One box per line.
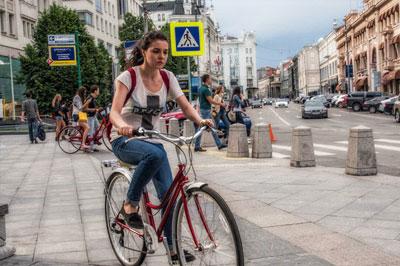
110, 31, 211, 263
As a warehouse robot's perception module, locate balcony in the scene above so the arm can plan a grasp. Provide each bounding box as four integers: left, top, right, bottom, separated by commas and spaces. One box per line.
384, 59, 394, 71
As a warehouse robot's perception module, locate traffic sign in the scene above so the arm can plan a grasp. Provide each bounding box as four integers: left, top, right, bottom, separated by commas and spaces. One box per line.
170, 22, 204, 56
48, 34, 75, 45
48, 46, 77, 66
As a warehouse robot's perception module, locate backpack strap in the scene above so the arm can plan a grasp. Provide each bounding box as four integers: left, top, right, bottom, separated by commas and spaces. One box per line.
124, 68, 170, 106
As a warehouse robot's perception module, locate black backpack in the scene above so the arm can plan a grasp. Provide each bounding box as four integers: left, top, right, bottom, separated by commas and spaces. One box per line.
37, 122, 46, 141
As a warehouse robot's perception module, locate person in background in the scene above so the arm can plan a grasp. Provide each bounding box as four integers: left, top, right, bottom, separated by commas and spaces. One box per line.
52, 94, 66, 140
212, 85, 230, 140
83, 85, 101, 152
21, 90, 42, 144
72, 86, 90, 150
231, 86, 245, 124
194, 74, 227, 152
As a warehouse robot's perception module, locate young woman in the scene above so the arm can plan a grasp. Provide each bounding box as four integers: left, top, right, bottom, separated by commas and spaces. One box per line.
52, 94, 66, 140
213, 85, 230, 139
72, 87, 90, 150
109, 31, 211, 262
231, 86, 245, 124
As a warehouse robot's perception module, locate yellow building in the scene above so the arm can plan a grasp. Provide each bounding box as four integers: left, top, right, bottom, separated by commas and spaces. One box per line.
336, 0, 400, 95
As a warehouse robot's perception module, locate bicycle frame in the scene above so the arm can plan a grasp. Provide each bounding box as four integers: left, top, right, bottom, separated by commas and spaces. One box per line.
85, 114, 111, 144
113, 157, 215, 251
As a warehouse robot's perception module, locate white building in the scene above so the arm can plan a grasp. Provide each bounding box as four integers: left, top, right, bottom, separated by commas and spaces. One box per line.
317, 30, 338, 94
298, 45, 320, 95
221, 32, 257, 98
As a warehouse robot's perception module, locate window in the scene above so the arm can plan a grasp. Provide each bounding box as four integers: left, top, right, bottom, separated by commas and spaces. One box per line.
234, 47, 238, 53
112, 4, 115, 17
78, 12, 93, 26
0, 10, 5, 33
8, 14, 14, 35
104, 0, 107, 13
105, 21, 108, 34
246, 48, 248, 53
162, 13, 165, 21
113, 25, 116, 38
96, 0, 102, 12
96, 15, 99, 30
158, 14, 161, 21
22, 21, 27, 37
108, 2, 111, 15
249, 48, 252, 53
101, 18, 103, 32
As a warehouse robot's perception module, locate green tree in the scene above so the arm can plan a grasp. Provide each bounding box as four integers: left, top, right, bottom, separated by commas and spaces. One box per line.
18, 4, 112, 113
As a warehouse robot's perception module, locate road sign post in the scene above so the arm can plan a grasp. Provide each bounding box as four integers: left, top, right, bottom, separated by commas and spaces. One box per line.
75, 31, 82, 88
170, 22, 204, 102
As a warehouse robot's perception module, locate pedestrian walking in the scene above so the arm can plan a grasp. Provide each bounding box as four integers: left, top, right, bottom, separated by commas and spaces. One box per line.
109, 31, 210, 263
194, 74, 227, 152
72, 86, 90, 150
52, 94, 66, 140
212, 85, 230, 139
83, 85, 101, 152
231, 86, 245, 124
21, 90, 42, 144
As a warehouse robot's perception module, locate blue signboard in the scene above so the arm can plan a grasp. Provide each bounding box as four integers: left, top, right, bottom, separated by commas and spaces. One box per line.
170, 22, 204, 56
48, 46, 76, 66
191, 76, 200, 95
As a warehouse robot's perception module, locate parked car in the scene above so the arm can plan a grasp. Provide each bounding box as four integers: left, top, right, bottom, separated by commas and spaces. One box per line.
392, 98, 400, 122
378, 96, 398, 115
311, 95, 331, 108
330, 95, 340, 106
363, 96, 389, 113
300, 96, 311, 104
347, 91, 383, 112
335, 94, 348, 108
263, 98, 274, 105
161, 108, 186, 133
294, 96, 302, 103
301, 100, 328, 119
251, 99, 263, 109
274, 99, 289, 108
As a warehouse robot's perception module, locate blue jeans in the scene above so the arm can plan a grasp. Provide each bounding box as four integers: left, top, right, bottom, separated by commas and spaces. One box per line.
195, 109, 222, 150
88, 116, 99, 148
112, 137, 174, 246
28, 118, 38, 142
214, 109, 230, 138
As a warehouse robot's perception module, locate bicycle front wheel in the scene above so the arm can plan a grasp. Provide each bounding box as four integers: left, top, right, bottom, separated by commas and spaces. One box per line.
173, 185, 244, 266
105, 173, 146, 266
57, 126, 82, 154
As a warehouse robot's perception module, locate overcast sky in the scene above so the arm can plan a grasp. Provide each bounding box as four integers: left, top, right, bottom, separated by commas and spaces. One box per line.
212, 0, 363, 68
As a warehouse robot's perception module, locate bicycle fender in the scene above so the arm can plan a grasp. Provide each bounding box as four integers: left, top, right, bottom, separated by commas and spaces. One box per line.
185, 182, 207, 194
110, 168, 133, 183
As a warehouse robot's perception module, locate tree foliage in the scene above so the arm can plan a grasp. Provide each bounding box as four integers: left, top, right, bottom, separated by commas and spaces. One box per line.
118, 15, 196, 75
18, 4, 112, 113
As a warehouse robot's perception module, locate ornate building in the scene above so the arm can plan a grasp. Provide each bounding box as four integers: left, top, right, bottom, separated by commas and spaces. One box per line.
336, 0, 400, 95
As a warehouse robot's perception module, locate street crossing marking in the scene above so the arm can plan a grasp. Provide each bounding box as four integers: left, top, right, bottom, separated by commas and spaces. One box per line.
331, 114, 342, 117
272, 144, 335, 156
375, 139, 400, 145
314, 143, 347, 152
273, 152, 290, 159
268, 106, 291, 127
375, 144, 400, 152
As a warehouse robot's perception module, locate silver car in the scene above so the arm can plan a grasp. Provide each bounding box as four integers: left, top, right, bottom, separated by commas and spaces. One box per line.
302, 100, 328, 119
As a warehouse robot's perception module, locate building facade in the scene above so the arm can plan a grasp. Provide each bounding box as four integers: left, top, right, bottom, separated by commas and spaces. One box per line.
280, 60, 292, 98
336, 0, 400, 95
318, 30, 339, 94
298, 44, 321, 96
288, 55, 299, 98
221, 32, 257, 98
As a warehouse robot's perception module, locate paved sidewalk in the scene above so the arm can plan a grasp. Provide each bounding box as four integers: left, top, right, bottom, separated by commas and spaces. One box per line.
1, 133, 400, 265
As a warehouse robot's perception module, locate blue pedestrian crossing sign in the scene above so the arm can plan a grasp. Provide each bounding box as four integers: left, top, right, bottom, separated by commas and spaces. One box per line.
170, 22, 204, 57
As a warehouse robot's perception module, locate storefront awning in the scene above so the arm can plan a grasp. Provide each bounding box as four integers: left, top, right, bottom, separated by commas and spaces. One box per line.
382, 70, 400, 85
335, 83, 342, 92
391, 35, 400, 44
354, 77, 368, 90
379, 43, 385, 50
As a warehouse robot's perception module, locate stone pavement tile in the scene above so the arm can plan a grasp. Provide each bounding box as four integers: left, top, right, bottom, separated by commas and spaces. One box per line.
34, 251, 88, 264
37, 229, 84, 243
362, 219, 400, 230
7, 234, 38, 246
40, 216, 81, 227
83, 221, 106, 232
336, 181, 382, 197
270, 184, 315, 194
266, 222, 330, 240
362, 238, 400, 257
13, 243, 35, 256
42, 205, 80, 215
0, 255, 34, 266
248, 254, 332, 266
372, 210, 400, 221
256, 192, 290, 204
84, 228, 108, 240
349, 226, 400, 240
82, 214, 104, 223
85, 238, 111, 250
7, 226, 39, 238
35, 240, 86, 255
317, 216, 365, 234
229, 200, 306, 228
292, 195, 358, 217
87, 248, 119, 264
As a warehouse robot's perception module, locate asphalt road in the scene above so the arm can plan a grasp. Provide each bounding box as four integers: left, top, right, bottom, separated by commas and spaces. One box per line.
246, 103, 400, 176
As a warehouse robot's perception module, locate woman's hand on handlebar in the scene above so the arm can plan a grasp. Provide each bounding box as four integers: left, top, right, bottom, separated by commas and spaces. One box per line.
118, 126, 135, 137
200, 119, 214, 128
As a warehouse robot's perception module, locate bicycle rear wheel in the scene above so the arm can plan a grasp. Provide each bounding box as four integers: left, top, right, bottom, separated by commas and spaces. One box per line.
173, 185, 244, 266
105, 173, 146, 266
57, 126, 82, 154
102, 127, 112, 152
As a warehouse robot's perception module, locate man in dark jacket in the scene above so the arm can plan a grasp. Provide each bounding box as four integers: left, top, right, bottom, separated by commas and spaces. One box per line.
21, 91, 42, 144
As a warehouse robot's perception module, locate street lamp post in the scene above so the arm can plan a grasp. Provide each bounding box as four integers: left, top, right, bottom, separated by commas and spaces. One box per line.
0, 55, 15, 120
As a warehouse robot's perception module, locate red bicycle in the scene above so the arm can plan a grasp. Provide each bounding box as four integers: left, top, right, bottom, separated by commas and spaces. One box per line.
57, 112, 112, 154
101, 126, 244, 265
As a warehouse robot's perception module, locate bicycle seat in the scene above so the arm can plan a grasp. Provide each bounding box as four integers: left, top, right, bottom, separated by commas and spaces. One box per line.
118, 160, 137, 169
102, 159, 136, 169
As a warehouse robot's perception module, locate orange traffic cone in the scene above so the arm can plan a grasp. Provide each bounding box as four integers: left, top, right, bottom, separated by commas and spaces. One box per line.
268, 123, 277, 142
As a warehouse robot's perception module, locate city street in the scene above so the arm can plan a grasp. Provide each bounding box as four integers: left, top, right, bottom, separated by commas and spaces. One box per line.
246, 103, 400, 176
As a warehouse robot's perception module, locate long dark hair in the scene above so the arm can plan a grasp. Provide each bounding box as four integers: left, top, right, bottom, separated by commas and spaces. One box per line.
127, 31, 168, 68
77, 86, 86, 102
230, 86, 242, 106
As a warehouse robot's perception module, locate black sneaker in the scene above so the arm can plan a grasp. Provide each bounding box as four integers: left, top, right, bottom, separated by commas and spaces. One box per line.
171, 249, 196, 264
119, 205, 144, 229
194, 147, 207, 152
34, 139, 38, 144
218, 143, 227, 150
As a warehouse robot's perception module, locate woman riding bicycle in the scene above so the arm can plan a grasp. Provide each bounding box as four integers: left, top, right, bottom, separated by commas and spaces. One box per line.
109, 31, 211, 262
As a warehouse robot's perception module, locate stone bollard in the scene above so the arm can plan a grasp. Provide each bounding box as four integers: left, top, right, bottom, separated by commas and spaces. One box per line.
169, 118, 180, 137
290, 126, 316, 167
0, 203, 16, 260
159, 117, 167, 134
183, 120, 195, 137
252, 124, 272, 158
227, 123, 249, 158
201, 130, 217, 147
345, 126, 377, 176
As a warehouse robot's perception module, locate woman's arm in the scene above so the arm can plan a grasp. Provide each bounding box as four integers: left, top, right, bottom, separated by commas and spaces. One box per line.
110, 80, 134, 136
176, 95, 203, 126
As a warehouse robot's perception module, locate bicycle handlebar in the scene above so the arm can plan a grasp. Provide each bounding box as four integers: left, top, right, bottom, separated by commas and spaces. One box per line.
124, 126, 214, 146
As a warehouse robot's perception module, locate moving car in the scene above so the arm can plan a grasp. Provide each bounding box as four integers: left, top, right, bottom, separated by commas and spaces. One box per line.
301, 100, 328, 119
263, 98, 274, 105
274, 99, 288, 108
363, 96, 389, 113
251, 99, 263, 109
